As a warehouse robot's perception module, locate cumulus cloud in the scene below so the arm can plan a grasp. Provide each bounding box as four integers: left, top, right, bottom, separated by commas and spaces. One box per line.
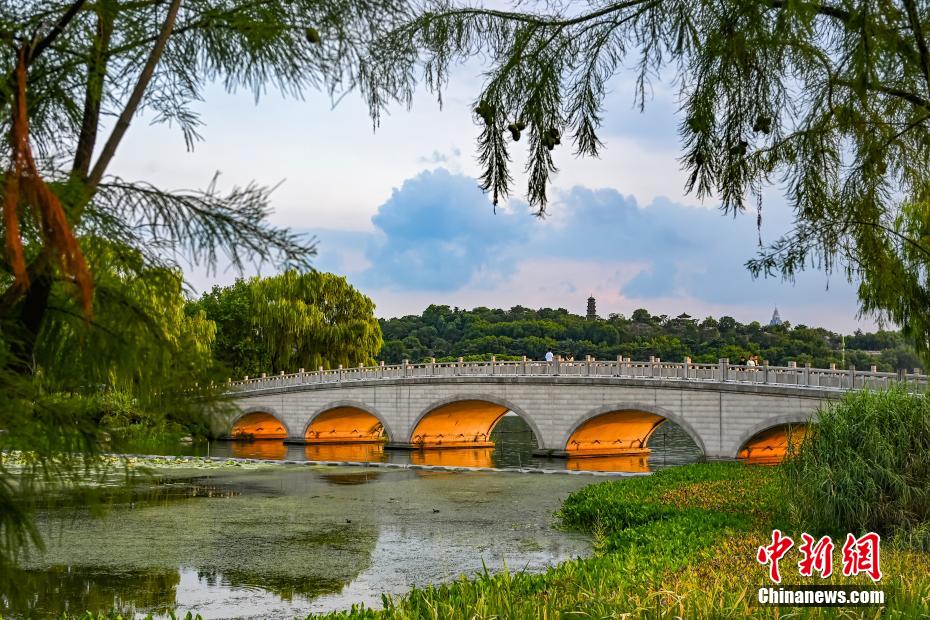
303, 167, 864, 328
417, 147, 463, 165
356, 168, 529, 291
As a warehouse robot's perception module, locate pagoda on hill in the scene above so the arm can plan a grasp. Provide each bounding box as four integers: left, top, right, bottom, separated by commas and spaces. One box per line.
769, 307, 783, 326
586, 296, 597, 321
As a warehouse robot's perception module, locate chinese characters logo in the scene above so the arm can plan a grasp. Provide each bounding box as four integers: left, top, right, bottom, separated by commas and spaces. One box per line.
756, 529, 882, 583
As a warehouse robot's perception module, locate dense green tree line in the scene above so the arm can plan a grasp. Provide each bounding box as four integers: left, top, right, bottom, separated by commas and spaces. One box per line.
375, 0, 930, 369
379, 305, 921, 371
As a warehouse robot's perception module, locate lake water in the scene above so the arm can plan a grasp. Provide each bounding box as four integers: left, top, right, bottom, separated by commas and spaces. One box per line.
4, 465, 593, 619
1, 418, 702, 619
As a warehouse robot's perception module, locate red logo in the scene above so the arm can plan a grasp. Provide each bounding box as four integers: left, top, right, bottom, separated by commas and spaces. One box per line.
841, 532, 882, 581
757, 529, 794, 583
798, 533, 834, 578
758, 531, 882, 583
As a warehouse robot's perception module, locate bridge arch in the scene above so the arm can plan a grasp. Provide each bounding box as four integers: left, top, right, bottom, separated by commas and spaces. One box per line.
561, 403, 707, 456
409, 394, 542, 448
733, 414, 813, 461
230, 406, 291, 439
303, 400, 394, 443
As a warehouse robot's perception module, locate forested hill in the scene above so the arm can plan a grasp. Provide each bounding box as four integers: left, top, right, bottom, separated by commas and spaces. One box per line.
379, 305, 921, 371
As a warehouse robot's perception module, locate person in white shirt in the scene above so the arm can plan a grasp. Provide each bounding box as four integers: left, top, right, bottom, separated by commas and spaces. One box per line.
746, 356, 757, 367
545, 350, 554, 362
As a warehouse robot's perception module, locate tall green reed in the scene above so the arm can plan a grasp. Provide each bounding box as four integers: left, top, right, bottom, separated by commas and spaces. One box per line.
782, 386, 930, 550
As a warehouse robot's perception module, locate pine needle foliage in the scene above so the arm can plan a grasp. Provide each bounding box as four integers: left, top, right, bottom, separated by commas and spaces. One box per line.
373, 0, 930, 364
0, 241, 232, 596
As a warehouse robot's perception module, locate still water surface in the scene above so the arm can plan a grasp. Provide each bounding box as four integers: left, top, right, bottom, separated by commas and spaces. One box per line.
3, 418, 701, 619
6, 466, 593, 619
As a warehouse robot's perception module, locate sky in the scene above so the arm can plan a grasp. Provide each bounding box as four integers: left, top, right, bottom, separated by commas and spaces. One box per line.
108, 64, 873, 332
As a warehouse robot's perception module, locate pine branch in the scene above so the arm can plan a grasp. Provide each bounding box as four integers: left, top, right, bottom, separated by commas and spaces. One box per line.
87, 0, 183, 189
27, 0, 89, 65
90, 176, 317, 272
72, 7, 113, 179
902, 0, 930, 95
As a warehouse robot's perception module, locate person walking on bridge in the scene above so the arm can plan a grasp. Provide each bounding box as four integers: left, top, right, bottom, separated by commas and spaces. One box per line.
545, 350, 554, 362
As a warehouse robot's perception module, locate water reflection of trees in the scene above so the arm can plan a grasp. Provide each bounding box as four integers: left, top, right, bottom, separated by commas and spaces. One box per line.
196, 568, 347, 602
0, 566, 179, 617
31, 478, 240, 512
14, 473, 382, 615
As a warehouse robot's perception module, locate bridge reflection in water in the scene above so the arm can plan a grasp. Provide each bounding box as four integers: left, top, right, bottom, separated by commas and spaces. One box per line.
410, 447, 495, 468
566, 454, 650, 473
230, 439, 288, 460
305, 443, 387, 462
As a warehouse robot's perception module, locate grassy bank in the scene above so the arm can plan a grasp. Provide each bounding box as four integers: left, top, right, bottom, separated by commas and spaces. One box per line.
18, 461, 930, 619
315, 462, 929, 619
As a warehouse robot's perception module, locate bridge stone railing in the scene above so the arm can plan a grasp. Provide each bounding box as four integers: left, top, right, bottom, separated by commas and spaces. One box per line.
227, 356, 927, 394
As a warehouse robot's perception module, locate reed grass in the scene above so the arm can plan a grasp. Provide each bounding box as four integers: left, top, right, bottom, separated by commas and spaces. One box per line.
782, 386, 930, 550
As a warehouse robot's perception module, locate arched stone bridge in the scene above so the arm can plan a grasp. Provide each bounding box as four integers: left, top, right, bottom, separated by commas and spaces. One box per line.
224, 357, 925, 460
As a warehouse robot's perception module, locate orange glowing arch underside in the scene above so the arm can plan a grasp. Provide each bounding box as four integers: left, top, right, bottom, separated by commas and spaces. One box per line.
231, 412, 288, 439
566, 410, 665, 457
738, 425, 808, 463
411, 400, 510, 448
305, 407, 386, 444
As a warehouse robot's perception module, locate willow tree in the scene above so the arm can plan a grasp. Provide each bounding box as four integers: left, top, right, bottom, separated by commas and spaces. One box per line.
249, 271, 382, 372
373, 0, 930, 362
0, 0, 410, 586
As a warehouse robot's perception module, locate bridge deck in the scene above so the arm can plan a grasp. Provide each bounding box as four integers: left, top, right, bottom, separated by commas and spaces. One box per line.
227, 358, 925, 394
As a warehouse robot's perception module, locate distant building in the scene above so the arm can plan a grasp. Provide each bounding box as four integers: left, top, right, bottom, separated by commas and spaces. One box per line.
769, 307, 783, 326
586, 296, 597, 321
673, 313, 696, 325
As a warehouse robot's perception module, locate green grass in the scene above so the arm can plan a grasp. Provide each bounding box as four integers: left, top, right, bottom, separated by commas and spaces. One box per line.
19, 387, 930, 618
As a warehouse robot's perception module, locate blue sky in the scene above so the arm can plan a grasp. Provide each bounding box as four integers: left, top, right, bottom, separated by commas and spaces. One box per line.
109, 67, 870, 331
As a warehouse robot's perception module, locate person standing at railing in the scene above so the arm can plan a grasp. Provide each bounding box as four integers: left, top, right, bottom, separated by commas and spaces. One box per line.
545, 350, 554, 362
747, 356, 757, 367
